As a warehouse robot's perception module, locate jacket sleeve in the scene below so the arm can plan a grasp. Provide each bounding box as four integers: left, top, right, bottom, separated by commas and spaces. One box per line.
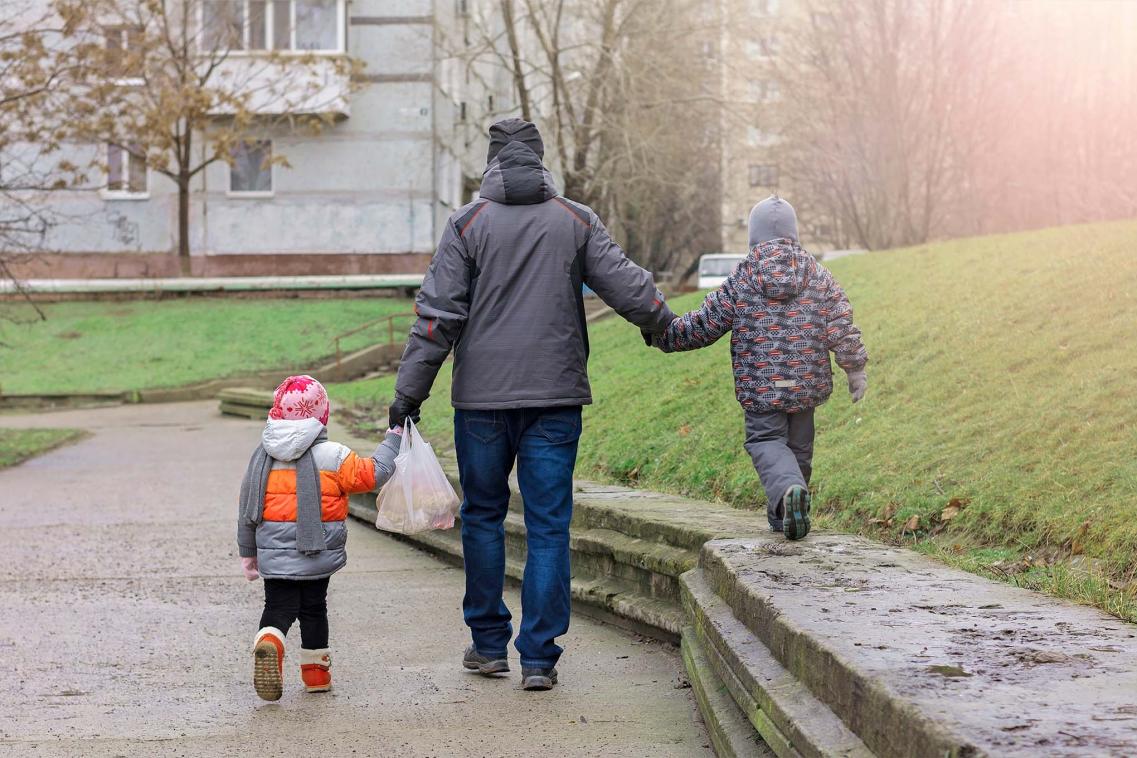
821, 272, 868, 371
394, 220, 472, 403
652, 279, 737, 353
370, 431, 402, 490
236, 472, 258, 559
582, 215, 677, 333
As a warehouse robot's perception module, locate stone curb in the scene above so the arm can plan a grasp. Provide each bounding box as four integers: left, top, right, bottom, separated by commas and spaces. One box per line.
681, 626, 775, 758
2, 343, 400, 412
681, 568, 871, 758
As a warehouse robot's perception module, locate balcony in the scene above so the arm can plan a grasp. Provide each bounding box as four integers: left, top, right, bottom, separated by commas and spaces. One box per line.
201, 0, 351, 118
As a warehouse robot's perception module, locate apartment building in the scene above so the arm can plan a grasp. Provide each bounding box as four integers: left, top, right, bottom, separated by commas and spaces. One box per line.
18, 0, 496, 279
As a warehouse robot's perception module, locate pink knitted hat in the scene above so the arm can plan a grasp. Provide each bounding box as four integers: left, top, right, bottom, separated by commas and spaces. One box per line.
269, 375, 330, 426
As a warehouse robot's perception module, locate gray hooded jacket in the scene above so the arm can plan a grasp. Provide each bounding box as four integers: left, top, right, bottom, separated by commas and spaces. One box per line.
237, 419, 400, 580
395, 137, 677, 409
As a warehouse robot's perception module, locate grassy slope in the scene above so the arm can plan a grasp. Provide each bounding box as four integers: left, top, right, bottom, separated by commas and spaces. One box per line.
0, 297, 413, 394
0, 428, 85, 468
330, 220, 1137, 619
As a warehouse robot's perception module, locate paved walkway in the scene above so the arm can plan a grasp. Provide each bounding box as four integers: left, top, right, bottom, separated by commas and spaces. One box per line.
0, 402, 710, 757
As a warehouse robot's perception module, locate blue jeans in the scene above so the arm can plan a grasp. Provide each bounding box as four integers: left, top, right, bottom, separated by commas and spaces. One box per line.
454, 406, 582, 669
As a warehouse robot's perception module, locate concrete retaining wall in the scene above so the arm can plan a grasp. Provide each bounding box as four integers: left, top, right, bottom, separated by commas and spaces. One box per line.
334, 426, 1137, 758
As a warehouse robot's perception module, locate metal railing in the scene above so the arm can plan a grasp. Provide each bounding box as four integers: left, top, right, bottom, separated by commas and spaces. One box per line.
332, 312, 416, 369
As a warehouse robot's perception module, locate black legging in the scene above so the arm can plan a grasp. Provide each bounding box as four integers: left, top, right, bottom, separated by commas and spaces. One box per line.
259, 577, 330, 649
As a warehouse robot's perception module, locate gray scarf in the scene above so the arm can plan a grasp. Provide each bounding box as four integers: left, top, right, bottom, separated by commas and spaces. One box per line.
239, 429, 327, 555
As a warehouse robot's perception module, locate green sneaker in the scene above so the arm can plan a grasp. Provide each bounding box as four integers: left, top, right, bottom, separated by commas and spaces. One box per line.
462, 645, 509, 675
782, 485, 811, 541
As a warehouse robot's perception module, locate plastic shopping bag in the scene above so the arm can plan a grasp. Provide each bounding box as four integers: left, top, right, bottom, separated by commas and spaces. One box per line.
375, 418, 459, 534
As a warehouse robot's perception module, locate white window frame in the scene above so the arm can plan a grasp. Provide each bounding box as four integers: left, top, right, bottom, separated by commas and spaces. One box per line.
104, 25, 146, 86
200, 0, 346, 56
227, 139, 275, 197
102, 142, 150, 200
748, 163, 779, 188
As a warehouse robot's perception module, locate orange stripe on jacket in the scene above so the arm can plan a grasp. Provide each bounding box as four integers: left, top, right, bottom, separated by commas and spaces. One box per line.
262, 451, 377, 523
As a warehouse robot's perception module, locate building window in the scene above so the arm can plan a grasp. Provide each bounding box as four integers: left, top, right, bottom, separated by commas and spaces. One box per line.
230, 140, 273, 195
106, 143, 148, 196
202, 0, 344, 53
748, 36, 779, 59
104, 26, 144, 79
749, 164, 778, 187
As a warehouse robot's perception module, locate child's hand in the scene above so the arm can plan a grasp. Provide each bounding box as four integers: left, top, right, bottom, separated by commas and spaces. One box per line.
847, 369, 868, 403
241, 556, 259, 581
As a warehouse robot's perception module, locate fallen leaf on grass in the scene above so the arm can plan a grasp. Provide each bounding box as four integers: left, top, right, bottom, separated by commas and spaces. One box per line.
902, 515, 920, 532
677, 424, 691, 437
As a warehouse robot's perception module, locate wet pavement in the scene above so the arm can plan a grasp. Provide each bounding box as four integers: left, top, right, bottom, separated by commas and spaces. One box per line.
0, 402, 710, 757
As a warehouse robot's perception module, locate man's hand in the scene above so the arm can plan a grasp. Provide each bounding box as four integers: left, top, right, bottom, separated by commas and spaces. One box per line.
388, 392, 422, 429
846, 369, 868, 403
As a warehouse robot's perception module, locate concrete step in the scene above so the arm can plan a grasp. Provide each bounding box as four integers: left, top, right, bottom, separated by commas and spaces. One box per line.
681, 625, 776, 758
347, 493, 685, 638
699, 536, 1137, 757
682, 568, 873, 758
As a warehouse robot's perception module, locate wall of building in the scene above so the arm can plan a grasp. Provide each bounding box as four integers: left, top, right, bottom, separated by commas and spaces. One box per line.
19, 0, 468, 277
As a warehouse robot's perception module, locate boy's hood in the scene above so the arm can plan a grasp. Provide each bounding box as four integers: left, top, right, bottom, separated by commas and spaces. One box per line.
751, 238, 815, 301
262, 418, 325, 461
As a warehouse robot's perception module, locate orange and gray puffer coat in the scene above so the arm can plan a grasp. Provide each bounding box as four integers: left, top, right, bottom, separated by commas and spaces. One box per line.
654, 238, 868, 413
237, 418, 400, 580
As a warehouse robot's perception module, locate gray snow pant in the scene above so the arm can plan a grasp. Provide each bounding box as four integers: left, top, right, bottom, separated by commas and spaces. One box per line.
743, 409, 815, 529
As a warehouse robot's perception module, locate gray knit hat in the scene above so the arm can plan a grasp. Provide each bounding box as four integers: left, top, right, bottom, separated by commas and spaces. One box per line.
748, 196, 799, 245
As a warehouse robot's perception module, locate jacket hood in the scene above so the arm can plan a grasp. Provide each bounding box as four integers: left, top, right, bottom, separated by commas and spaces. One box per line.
749, 196, 799, 245
262, 418, 325, 461
479, 141, 558, 205
751, 238, 814, 301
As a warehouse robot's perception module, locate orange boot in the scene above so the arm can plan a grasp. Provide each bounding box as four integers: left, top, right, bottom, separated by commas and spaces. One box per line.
253, 627, 285, 701
300, 648, 332, 693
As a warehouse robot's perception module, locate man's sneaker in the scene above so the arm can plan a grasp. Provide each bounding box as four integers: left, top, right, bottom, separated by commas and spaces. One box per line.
300, 648, 332, 693
462, 644, 509, 675
782, 485, 811, 541
253, 627, 285, 701
521, 666, 558, 691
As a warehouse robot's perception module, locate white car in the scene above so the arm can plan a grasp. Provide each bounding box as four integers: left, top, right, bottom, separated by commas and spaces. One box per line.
697, 253, 747, 289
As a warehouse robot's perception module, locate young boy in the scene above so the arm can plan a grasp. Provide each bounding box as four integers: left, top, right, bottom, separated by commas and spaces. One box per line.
237, 375, 401, 700
651, 196, 868, 539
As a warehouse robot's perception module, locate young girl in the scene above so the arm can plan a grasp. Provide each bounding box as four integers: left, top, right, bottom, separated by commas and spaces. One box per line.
237, 375, 400, 701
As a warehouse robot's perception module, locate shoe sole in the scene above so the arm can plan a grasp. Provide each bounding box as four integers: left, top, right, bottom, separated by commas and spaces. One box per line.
783, 487, 811, 541
254, 641, 283, 701
522, 673, 558, 691
463, 658, 510, 675
304, 683, 332, 693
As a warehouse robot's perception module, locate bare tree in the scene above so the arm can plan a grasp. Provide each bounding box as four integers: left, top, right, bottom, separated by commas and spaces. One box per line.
55, 0, 360, 274
772, 0, 1001, 250
0, 0, 91, 318
452, 0, 722, 274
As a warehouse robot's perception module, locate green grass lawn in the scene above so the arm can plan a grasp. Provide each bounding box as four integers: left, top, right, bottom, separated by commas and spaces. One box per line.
330, 219, 1137, 621
0, 428, 85, 468
0, 297, 414, 394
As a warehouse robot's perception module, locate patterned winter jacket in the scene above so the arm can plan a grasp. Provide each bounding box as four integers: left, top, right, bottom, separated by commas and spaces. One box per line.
654, 238, 868, 413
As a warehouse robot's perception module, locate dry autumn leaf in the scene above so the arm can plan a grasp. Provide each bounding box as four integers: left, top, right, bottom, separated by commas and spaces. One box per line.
903, 515, 920, 532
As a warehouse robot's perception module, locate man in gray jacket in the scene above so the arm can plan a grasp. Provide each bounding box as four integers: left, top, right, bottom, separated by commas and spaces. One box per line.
389, 118, 676, 690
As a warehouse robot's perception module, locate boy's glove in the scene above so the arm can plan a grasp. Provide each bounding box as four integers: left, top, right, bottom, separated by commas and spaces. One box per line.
388, 392, 421, 429
641, 329, 654, 347
241, 556, 259, 581
846, 369, 868, 403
